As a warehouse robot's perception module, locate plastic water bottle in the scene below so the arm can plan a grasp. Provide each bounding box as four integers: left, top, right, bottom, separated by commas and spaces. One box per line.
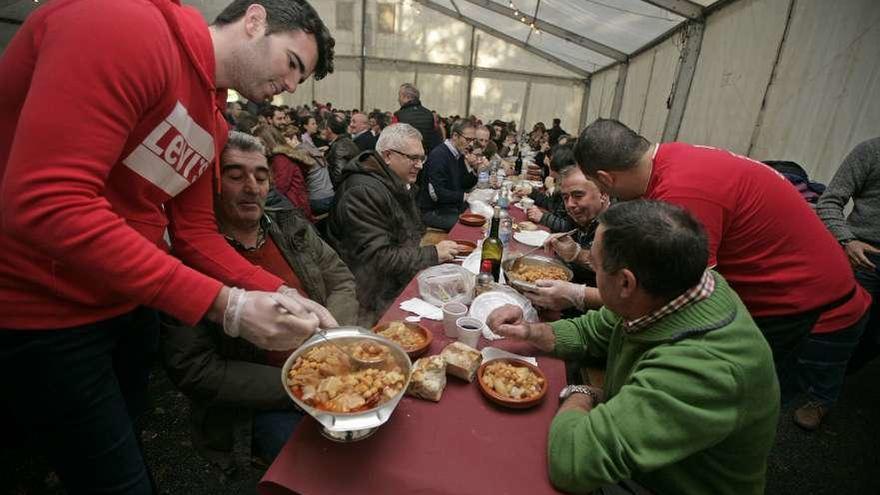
477, 166, 490, 189
499, 201, 512, 246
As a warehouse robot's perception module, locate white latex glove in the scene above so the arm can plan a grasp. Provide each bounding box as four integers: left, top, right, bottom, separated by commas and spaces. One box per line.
278, 286, 339, 328
223, 288, 319, 350
522, 280, 586, 311
545, 233, 581, 263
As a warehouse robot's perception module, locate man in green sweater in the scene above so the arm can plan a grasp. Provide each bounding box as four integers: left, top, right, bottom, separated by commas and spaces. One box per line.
488, 200, 779, 495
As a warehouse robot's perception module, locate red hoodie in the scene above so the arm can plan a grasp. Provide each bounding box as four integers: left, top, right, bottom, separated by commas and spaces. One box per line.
0, 0, 283, 329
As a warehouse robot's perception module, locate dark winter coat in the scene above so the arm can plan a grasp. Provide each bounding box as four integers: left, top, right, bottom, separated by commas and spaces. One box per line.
327, 150, 439, 325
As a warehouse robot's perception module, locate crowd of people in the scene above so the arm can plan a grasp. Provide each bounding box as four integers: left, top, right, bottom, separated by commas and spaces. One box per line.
1, 0, 878, 494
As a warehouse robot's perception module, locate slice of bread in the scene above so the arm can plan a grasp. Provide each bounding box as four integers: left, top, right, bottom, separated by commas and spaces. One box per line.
407, 355, 447, 402
441, 342, 482, 382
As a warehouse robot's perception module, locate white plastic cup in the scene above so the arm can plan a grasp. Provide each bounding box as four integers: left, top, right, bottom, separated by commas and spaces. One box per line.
456, 316, 483, 349
442, 302, 468, 338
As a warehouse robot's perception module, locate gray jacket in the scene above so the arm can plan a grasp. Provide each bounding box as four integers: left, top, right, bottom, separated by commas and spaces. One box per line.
817, 137, 880, 245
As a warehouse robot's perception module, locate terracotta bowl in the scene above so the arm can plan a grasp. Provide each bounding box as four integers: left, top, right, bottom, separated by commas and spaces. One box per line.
371, 321, 433, 359
477, 358, 548, 409
452, 240, 477, 256
459, 213, 487, 227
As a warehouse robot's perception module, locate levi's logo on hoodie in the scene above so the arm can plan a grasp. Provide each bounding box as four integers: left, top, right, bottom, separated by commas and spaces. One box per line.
123, 101, 215, 196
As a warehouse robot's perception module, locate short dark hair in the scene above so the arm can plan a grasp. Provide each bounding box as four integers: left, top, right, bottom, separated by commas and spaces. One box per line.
574, 118, 650, 175
213, 0, 335, 80
326, 113, 349, 135
598, 200, 708, 300
549, 143, 575, 173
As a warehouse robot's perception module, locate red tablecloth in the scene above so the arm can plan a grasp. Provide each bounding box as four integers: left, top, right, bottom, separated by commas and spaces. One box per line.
259, 205, 567, 495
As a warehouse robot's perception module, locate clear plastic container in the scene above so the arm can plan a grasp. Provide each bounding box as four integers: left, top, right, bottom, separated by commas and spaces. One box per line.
417, 264, 476, 307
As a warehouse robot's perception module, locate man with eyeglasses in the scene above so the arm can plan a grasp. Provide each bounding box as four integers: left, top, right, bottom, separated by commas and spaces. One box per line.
328, 123, 460, 325
417, 119, 487, 231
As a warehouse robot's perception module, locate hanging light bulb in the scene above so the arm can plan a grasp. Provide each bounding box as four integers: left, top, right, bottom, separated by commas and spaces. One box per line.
513, 10, 519, 16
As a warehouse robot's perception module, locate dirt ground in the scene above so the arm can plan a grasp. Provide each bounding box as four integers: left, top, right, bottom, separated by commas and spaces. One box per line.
3, 358, 879, 495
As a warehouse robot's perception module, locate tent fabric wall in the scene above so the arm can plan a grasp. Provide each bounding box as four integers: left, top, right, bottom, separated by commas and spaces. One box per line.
749, 0, 880, 183
475, 31, 582, 79
616, 36, 680, 142
676, 0, 790, 152
416, 71, 469, 117
585, 68, 619, 124
469, 77, 527, 125
369, 2, 470, 65
526, 81, 584, 134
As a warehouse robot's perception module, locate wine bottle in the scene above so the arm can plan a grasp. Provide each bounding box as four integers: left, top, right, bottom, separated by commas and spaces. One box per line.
480, 206, 503, 282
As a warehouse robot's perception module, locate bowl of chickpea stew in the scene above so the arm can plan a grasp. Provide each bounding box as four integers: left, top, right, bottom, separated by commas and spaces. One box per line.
282, 327, 413, 434
477, 358, 548, 409
371, 320, 433, 359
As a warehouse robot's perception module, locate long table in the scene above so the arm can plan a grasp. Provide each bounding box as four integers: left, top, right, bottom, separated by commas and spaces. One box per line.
259, 206, 567, 495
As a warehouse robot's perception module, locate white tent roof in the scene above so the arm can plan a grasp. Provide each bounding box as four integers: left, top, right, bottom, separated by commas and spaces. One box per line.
1, 0, 724, 76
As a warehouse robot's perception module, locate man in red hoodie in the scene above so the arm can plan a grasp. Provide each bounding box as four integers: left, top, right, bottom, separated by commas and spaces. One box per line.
572, 119, 870, 403
0, 0, 336, 492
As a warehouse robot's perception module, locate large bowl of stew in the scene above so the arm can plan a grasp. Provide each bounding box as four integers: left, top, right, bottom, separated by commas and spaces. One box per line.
281, 326, 413, 434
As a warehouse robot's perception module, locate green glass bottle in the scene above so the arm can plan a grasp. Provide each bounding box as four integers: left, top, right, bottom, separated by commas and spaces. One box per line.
480, 206, 504, 282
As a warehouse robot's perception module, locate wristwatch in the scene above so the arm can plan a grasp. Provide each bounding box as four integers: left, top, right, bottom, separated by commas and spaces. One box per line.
558, 384, 599, 405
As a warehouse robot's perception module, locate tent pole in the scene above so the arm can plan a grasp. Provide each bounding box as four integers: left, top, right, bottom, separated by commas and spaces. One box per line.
520, 80, 532, 133
610, 62, 628, 119
359, 0, 367, 111
578, 77, 591, 132
464, 27, 477, 117
661, 20, 704, 142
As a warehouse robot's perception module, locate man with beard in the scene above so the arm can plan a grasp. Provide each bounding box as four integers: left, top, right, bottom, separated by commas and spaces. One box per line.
0, 1, 336, 492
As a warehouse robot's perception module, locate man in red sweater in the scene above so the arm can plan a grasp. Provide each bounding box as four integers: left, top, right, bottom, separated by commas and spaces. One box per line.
0, 0, 336, 492
573, 119, 870, 401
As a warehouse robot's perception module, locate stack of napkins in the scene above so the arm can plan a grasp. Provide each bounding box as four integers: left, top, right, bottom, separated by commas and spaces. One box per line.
399, 298, 443, 320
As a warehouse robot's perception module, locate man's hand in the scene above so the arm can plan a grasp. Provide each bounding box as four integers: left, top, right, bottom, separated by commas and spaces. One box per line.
487, 304, 529, 339
845, 240, 880, 271
486, 304, 556, 351
523, 280, 586, 311
435, 240, 460, 262
221, 288, 320, 351
466, 154, 488, 170
278, 286, 338, 328
526, 206, 544, 223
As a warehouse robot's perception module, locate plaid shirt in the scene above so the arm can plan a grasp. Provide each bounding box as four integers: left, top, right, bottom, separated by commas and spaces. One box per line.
623, 270, 716, 334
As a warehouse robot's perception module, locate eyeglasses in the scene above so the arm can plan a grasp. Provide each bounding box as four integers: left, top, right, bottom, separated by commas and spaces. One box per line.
455, 133, 476, 143
388, 149, 426, 164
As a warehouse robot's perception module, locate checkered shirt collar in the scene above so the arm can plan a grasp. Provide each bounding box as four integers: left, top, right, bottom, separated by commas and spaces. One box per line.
623, 270, 715, 334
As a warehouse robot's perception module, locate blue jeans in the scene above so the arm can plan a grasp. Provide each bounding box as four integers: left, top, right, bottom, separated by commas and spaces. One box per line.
0, 308, 159, 494
797, 313, 868, 407
848, 251, 880, 372
252, 410, 303, 463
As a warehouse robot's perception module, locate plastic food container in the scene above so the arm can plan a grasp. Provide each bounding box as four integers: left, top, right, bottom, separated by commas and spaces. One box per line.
417, 264, 475, 307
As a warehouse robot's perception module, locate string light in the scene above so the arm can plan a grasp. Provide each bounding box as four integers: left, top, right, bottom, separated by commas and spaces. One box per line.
508, 1, 540, 35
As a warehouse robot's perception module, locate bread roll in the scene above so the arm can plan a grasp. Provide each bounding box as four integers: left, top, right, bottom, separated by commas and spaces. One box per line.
441, 342, 482, 382
407, 355, 447, 402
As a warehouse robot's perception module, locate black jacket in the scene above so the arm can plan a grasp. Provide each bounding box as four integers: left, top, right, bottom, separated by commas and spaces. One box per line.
417, 142, 477, 212
353, 131, 377, 152
394, 99, 442, 152
327, 151, 439, 325
326, 134, 360, 187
